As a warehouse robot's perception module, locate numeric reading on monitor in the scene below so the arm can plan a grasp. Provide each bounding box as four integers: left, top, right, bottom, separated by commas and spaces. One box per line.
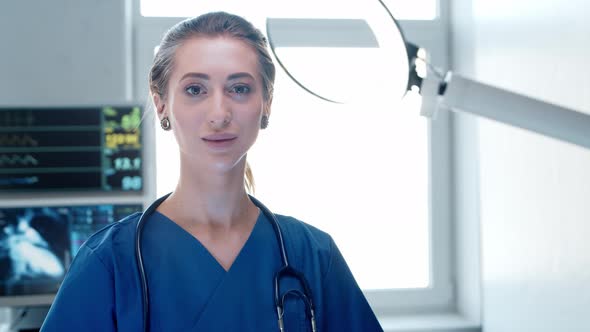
103, 107, 143, 191
0, 106, 143, 192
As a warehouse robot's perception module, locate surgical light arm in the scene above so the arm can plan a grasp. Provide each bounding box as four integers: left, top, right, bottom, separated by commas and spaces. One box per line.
420, 71, 590, 150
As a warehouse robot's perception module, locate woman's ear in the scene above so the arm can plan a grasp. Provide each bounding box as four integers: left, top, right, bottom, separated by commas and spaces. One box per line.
260, 97, 272, 129
263, 95, 273, 118
153, 93, 166, 119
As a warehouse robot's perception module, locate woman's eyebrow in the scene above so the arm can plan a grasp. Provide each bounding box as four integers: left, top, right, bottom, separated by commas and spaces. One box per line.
179, 72, 254, 81
227, 72, 255, 81
180, 72, 209, 81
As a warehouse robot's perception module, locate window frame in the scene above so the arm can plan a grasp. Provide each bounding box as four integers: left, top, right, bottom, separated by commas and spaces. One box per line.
132, 0, 454, 316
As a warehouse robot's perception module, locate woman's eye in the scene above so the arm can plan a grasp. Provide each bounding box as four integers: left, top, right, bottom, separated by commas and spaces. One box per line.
186, 85, 204, 96
231, 85, 251, 95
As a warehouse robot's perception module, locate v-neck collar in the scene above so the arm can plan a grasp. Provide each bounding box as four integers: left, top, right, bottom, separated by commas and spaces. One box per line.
152, 209, 263, 273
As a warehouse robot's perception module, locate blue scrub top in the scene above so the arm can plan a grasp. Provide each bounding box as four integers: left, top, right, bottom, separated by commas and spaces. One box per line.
41, 208, 383, 331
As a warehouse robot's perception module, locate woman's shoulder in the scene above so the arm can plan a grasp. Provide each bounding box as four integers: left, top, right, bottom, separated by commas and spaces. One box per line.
42, 213, 143, 331
273, 213, 335, 266
275, 214, 333, 246
79, 212, 142, 263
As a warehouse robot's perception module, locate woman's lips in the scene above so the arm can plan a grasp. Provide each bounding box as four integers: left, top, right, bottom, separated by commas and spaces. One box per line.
202, 133, 237, 140
202, 136, 237, 149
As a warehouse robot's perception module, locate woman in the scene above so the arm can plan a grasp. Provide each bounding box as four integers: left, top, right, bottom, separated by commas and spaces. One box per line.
41, 12, 382, 331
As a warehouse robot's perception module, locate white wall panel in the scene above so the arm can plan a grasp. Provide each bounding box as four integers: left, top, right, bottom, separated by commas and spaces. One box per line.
450, 0, 590, 331
0, 0, 132, 106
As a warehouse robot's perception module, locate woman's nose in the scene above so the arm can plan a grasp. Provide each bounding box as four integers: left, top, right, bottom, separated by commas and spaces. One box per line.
209, 116, 230, 129
208, 93, 232, 129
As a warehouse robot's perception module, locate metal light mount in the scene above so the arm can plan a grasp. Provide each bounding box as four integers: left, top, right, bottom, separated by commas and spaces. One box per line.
418, 67, 590, 149
265, 0, 590, 149
405, 42, 424, 93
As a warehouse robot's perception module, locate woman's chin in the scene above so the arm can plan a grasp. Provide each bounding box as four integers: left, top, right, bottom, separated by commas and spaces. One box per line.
205, 157, 245, 174
181, 150, 247, 175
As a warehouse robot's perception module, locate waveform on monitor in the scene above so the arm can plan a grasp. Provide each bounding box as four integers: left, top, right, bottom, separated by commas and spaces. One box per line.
0, 110, 35, 127
0, 176, 39, 186
0, 134, 39, 147
0, 154, 39, 166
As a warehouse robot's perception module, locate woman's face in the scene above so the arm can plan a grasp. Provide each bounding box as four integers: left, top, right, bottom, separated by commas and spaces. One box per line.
157, 36, 266, 175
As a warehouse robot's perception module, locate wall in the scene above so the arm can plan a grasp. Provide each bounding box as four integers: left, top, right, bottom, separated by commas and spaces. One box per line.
0, 0, 132, 106
450, 0, 590, 331
447, 0, 482, 326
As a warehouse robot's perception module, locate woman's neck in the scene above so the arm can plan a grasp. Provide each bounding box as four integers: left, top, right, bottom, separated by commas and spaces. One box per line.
158, 158, 256, 230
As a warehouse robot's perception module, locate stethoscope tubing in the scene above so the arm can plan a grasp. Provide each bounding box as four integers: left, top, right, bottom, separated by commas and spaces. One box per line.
134, 193, 315, 332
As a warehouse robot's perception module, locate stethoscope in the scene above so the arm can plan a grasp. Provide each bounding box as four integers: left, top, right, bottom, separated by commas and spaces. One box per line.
135, 193, 317, 332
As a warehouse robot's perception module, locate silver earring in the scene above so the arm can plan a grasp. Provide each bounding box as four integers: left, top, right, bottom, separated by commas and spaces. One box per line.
160, 117, 171, 131
261, 115, 269, 129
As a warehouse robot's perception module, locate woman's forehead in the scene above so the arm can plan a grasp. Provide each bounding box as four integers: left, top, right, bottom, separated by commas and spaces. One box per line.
172, 36, 259, 79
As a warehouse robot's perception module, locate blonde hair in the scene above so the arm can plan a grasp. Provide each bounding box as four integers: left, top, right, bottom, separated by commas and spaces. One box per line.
149, 12, 275, 194
244, 162, 255, 194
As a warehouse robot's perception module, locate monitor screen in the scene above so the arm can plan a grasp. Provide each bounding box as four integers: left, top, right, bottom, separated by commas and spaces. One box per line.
0, 204, 142, 305
0, 106, 143, 192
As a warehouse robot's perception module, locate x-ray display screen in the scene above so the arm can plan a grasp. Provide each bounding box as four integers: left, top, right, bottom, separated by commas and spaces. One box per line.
0, 204, 141, 297
0, 106, 142, 192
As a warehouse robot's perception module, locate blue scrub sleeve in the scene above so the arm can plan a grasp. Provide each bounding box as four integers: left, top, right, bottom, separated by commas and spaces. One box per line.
40, 246, 116, 332
320, 240, 383, 332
